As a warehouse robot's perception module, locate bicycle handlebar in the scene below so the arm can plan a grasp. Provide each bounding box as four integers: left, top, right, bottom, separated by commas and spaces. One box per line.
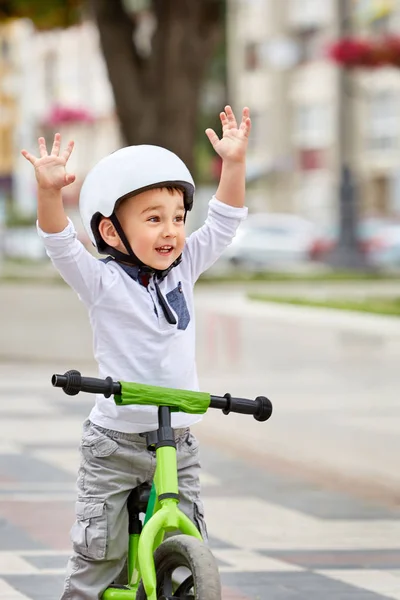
209, 393, 272, 422
52, 370, 272, 422
52, 372, 121, 397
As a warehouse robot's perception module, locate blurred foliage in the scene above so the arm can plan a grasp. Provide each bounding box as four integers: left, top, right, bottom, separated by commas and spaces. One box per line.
0, 0, 226, 179
249, 294, 400, 317
5, 204, 35, 227
0, 0, 82, 29
199, 270, 398, 282
195, 19, 227, 184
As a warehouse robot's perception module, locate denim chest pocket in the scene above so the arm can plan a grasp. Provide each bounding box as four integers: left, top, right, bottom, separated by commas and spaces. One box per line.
166, 282, 190, 331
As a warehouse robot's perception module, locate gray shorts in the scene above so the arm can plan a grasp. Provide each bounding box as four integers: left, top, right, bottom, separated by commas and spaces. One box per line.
61, 419, 207, 600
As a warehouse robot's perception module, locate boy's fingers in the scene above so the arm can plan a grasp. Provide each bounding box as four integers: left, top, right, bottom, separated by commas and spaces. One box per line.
241, 106, 250, 121
240, 117, 252, 137
38, 137, 48, 157
239, 107, 250, 130
225, 105, 237, 129
51, 133, 61, 156
205, 128, 220, 147
65, 173, 76, 185
21, 150, 36, 165
61, 140, 74, 161
220, 111, 231, 132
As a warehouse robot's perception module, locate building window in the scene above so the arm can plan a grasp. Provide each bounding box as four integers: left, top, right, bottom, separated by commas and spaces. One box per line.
44, 50, 57, 102
288, 0, 333, 29
293, 104, 332, 149
366, 91, 399, 153
298, 148, 326, 171
247, 111, 268, 153
294, 29, 325, 63
244, 42, 261, 71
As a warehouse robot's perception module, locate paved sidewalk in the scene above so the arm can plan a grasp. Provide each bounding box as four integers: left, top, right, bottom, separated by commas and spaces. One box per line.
1, 282, 399, 499
0, 364, 399, 599
194, 287, 400, 503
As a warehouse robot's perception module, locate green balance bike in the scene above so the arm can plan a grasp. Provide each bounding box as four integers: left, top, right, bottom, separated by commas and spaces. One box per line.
52, 370, 273, 600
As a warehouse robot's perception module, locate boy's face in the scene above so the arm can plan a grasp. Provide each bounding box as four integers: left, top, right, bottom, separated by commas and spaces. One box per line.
113, 188, 186, 270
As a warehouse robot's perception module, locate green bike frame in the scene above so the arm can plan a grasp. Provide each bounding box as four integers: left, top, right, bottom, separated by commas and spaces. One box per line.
102, 378, 210, 600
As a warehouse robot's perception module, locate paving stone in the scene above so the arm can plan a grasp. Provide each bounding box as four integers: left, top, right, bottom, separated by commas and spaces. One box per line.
0, 455, 75, 484
0, 521, 46, 552
22, 555, 68, 571
221, 571, 388, 598
3, 574, 64, 600
259, 549, 400, 570
200, 446, 400, 521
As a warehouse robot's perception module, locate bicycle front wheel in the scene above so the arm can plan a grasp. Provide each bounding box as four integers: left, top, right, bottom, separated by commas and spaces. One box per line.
136, 534, 221, 600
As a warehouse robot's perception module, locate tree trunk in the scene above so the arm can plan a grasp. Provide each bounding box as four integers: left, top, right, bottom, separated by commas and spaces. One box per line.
90, 0, 223, 174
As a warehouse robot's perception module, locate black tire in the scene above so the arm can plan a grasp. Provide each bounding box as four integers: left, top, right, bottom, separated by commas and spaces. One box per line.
136, 534, 221, 599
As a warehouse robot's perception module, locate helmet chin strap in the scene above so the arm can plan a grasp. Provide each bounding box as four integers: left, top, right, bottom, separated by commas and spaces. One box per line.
108, 214, 179, 325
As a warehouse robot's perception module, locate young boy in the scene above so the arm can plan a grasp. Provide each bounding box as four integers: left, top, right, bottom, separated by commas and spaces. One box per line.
22, 105, 251, 599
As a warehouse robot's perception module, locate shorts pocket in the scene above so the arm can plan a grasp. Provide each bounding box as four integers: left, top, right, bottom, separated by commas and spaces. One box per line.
71, 500, 107, 559
166, 283, 190, 330
184, 431, 200, 455
82, 427, 119, 458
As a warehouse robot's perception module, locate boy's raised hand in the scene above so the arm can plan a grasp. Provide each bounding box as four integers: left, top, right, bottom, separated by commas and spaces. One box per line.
205, 106, 251, 164
21, 133, 76, 190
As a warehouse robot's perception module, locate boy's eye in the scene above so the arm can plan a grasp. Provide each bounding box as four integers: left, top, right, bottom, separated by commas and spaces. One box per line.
175, 215, 184, 222
148, 216, 160, 223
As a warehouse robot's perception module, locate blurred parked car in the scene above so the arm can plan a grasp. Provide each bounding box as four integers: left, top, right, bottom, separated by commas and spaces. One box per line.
367, 223, 400, 268
220, 213, 320, 270
310, 217, 400, 269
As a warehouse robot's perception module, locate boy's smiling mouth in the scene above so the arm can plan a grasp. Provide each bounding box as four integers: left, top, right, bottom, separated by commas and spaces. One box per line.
155, 245, 174, 256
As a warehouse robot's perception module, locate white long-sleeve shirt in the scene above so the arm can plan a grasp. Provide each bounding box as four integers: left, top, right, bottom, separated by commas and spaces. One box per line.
38, 196, 247, 433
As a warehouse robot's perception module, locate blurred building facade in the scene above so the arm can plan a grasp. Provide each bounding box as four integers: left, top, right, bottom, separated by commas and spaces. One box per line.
228, 0, 400, 227
0, 18, 120, 226
0, 19, 21, 224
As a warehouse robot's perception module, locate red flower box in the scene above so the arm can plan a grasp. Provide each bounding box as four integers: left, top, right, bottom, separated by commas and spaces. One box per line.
328, 36, 400, 68
44, 104, 95, 126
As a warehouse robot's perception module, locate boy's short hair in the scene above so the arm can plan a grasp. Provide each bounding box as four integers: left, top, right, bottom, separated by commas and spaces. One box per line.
114, 185, 185, 214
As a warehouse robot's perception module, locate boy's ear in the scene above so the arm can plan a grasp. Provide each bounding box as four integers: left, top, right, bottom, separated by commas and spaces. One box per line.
98, 217, 121, 248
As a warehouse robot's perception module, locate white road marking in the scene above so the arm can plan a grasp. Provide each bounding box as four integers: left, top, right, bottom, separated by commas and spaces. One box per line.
33, 450, 79, 475
0, 551, 70, 557
0, 555, 38, 575
0, 578, 31, 599
0, 443, 22, 454
0, 418, 82, 445
0, 396, 57, 415
0, 483, 74, 491
319, 569, 400, 599
214, 549, 303, 572
0, 493, 76, 502
203, 497, 400, 551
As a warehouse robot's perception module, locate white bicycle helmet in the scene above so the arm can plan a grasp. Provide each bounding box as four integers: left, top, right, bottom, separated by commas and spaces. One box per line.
79, 145, 195, 252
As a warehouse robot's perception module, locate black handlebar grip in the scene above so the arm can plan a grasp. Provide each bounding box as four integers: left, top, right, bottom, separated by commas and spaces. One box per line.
52, 370, 82, 395
215, 394, 272, 421
253, 396, 273, 422
51, 370, 120, 397
51, 374, 68, 388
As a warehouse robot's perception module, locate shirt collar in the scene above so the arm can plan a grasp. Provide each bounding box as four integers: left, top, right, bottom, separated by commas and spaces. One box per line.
115, 262, 140, 281
100, 257, 148, 287
99, 257, 176, 323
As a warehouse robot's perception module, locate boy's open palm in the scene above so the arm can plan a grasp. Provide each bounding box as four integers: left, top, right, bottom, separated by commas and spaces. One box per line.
21, 133, 76, 190
206, 106, 251, 163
